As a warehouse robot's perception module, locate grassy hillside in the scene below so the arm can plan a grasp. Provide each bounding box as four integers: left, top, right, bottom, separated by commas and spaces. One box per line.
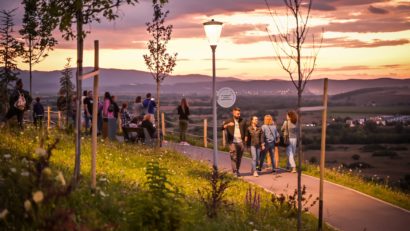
0, 127, 329, 230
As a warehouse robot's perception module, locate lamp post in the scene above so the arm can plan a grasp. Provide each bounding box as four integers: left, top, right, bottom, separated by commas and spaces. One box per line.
203, 19, 223, 170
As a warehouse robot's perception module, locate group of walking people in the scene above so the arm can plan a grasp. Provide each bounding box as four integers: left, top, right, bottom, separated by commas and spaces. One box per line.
222, 107, 298, 177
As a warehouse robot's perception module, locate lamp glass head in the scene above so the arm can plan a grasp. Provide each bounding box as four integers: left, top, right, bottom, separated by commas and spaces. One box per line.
203, 19, 223, 46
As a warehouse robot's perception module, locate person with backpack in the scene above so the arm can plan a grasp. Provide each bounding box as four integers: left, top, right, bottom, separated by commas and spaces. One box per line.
259, 115, 280, 173
2, 79, 32, 128
32, 97, 45, 128
142, 93, 156, 124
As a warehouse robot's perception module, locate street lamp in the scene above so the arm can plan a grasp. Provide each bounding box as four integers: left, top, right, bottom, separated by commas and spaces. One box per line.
203, 19, 223, 170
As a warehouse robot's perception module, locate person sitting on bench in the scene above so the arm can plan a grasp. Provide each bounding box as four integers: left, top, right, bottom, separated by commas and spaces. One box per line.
141, 114, 156, 139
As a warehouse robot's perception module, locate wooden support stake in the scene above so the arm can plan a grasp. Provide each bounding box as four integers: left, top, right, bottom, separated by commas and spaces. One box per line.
222, 129, 226, 148
47, 106, 50, 130
204, 119, 207, 148
91, 40, 99, 190
161, 112, 165, 136
318, 78, 328, 231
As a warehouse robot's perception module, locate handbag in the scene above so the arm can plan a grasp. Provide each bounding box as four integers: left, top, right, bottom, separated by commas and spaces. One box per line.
280, 121, 290, 147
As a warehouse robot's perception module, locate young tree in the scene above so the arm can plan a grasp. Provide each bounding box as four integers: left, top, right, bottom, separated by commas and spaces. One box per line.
20, 0, 58, 96
38, 0, 168, 185
265, 0, 322, 230
59, 58, 74, 127
0, 9, 23, 116
143, 1, 177, 146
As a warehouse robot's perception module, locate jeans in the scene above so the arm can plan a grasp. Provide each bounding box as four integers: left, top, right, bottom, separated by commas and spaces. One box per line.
108, 118, 117, 141
250, 145, 260, 173
287, 138, 297, 168
179, 119, 188, 142
229, 142, 244, 173
84, 114, 92, 133
259, 141, 275, 170
5, 107, 24, 128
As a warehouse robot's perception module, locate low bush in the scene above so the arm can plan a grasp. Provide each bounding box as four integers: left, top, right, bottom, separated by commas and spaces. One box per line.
372, 150, 399, 159
360, 144, 386, 152
351, 154, 361, 161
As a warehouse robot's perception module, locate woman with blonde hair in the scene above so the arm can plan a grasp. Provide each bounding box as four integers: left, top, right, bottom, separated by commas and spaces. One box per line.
282, 110, 298, 173
259, 114, 280, 173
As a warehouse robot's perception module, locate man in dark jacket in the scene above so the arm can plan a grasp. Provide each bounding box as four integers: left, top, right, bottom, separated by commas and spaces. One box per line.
32, 97, 44, 128
221, 107, 247, 176
3, 79, 32, 128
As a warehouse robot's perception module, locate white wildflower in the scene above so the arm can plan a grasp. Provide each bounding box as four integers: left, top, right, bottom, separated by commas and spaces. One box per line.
10, 168, 16, 173
24, 200, 32, 211
56, 171, 66, 186
249, 221, 254, 225
0, 209, 8, 219
21, 171, 30, 177
99, 190, 107, 197
32, 191, 44, 203
35, 148, 47, 157
3, 154, 11, 159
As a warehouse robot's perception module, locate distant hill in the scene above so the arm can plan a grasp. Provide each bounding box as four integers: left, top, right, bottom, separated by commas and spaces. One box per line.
330, 86, 410, 106
14, 68, 410, 96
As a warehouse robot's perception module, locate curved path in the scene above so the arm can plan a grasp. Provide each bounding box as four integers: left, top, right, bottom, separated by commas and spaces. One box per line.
165, 142, 410, 231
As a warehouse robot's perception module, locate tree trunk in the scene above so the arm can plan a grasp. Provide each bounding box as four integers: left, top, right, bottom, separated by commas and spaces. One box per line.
73, 5, 84, 186
297, 89, 303, 230
156, 80, 161, 147
29, 38, 32, 96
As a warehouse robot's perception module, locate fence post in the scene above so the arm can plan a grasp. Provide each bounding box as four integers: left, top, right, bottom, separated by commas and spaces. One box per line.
58, 111, 61, 128
222, 120, 226, 148
47, 106, 51, 130
161, 112, 166, 136
204, 119, 207, 148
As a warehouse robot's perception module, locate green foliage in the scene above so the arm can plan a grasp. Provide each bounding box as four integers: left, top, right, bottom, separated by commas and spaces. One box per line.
20, 0, 58, 94
0, 9, 24, 114
143, 1, 177, 82
0, 127, 332, 230
372, 150, 398, 159
197, 168, 231, 218
271, 185, 318, 218
351, 154, 360, 161
129, 161, 183, 230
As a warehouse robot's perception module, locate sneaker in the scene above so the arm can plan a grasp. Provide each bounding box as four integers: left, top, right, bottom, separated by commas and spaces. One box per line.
253, 171, 259, 177
291, 168, 297, 173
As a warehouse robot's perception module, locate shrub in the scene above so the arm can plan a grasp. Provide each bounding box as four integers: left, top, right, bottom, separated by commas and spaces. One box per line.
271, 185, 318, 218
309, 157, 317, 164
197, 167, 231, 218
351, 154, 361, 161
129, 161, 183, 231
388, 146, 408, 151
372, 150, 399, 159
360, 144, 386, 152
347, 162, 372, 169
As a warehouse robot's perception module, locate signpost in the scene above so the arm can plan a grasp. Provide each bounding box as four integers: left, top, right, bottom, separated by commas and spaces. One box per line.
217, 87, 236, 108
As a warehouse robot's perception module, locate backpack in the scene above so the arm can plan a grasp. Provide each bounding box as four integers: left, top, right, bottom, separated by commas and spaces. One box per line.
14, 92, 26, 111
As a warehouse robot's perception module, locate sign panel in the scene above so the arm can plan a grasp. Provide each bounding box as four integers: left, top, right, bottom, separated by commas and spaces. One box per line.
217, 87, 236, 108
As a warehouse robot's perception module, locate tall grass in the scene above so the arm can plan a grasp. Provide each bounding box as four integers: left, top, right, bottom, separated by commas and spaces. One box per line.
0, 127, 331, 230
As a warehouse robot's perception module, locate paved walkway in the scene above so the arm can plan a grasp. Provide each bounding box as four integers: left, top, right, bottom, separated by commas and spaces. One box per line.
165, 142, 410, 231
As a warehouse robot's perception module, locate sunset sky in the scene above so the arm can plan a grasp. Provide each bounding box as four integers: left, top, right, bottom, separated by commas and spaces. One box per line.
1, 0, 410, 80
